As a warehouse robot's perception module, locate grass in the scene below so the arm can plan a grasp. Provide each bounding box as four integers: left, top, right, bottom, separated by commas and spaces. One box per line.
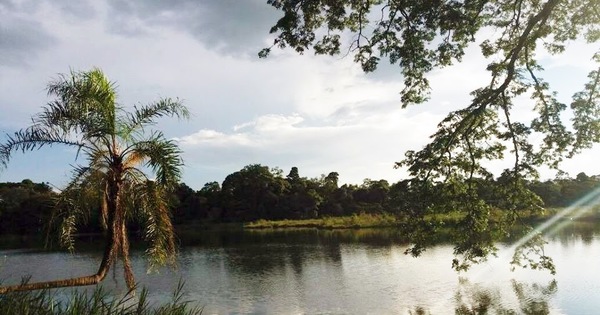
245, 213, 400, 229
244, 206, 591, 231
0, 280, 202, 315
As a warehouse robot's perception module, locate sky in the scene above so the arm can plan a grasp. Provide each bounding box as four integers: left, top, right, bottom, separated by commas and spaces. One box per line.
0, 0, 598, 190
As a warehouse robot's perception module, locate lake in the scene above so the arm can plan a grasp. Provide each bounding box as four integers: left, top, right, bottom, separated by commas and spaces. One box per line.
1, 221, 599, 314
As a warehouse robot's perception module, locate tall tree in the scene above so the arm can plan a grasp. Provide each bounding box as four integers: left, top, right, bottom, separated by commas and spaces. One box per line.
286, 166, 302, 189
0, 68, 189, 293
221, 164, 288, 221
283, 167, 320, 219
261, 0, 599, 271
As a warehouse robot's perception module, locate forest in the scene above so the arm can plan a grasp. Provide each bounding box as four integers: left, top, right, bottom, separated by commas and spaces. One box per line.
1, 165, 598, 236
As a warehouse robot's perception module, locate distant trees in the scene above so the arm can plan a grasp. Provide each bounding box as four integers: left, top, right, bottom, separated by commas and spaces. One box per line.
3, 170, 599, 232
168, 167, 600, 224
0, 180, 55, 235
170, 183, 204, 225
529, 172, 599, 207
354, 179, 390, 213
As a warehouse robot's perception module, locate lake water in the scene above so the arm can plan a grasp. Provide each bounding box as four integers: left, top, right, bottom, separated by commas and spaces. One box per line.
1, 222, 599, 314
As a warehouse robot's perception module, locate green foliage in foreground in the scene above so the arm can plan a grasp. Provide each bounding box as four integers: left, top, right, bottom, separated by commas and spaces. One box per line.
0, 281, 202, 315
260, 0, 600, 276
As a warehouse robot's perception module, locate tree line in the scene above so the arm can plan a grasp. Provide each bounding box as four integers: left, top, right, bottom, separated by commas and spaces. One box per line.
2, 166, 598, 235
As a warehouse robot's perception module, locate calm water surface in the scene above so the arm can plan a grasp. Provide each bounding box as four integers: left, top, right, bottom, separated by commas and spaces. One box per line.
1, 223, 599, 314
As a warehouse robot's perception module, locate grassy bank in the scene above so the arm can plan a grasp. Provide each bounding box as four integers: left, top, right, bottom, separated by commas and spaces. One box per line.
243, 207, 592, 230
245, 213, 400, 229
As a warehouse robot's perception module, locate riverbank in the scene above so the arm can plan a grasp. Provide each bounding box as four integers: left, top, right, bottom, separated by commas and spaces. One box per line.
244, 213, 399, 229
2, 207, 595, 248
243, 207, 600, 230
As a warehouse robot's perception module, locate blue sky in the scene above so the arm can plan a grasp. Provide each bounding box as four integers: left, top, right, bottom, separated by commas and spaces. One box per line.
1, 0, 598, 190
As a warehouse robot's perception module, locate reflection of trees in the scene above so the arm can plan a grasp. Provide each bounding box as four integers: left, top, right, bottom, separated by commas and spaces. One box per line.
408, 306, 431, 315
455, 278, 501, 315
212, 228, 410, 277
193, 230, 342, 277
223, 245, 291, 276
580, 227, 594, 245
454, 278, 557, 315
222, 242, 345, 277
180, 228, 416, 279
549, 221, 600, 246
511, 280, 558, 315
320, 228, 409, 246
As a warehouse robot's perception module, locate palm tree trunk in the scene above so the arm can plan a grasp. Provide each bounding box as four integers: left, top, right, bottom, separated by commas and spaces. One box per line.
0, 228, 117, 294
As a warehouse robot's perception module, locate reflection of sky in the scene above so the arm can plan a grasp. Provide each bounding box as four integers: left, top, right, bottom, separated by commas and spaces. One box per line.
1, 0, 598, 189
1, 228, 599, 313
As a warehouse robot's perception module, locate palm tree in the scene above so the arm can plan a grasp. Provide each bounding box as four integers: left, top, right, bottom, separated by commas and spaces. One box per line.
0, 68, 189, 293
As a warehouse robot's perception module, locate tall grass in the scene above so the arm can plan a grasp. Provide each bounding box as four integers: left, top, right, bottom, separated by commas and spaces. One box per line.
245, 213, 399, 229
244, 208, 572, 230
0, 280, 202, 315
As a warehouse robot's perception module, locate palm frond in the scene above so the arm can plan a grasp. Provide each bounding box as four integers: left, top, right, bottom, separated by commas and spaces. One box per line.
0, 127, 86, 169
122, 150, 146, 170
120, 167, 150, 222
47, 68, 117, 115
34, 100, 113, 147
50, 163, 108, 250
131, 181, 177, 271
121, 98, 189, 140
124, 132, 184, 189
84, 147, 111, 174
1, 68, 122, 170
121, 166, 149, 188
59, 213, 78, 252
45, 68, 119, 140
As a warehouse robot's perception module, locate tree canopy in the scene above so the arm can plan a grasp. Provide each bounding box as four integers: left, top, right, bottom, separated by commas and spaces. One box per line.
261, 0, 600, 271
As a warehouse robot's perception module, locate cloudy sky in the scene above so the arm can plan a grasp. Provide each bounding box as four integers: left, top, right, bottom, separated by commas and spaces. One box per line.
0, 0, 598, 190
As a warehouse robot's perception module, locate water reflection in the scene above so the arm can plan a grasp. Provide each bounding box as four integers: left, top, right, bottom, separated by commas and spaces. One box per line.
405, 279, 558, 315
0, 223, 599, 313
453, 279, 557, 315
150, 226, 596, 313
548, 221, 599, 246
181, 227, 412, 248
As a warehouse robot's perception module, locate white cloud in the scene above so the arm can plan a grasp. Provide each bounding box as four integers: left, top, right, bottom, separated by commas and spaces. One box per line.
253, 114, 304, 132
176, 130, 253, 147
177, 107, 442, 187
